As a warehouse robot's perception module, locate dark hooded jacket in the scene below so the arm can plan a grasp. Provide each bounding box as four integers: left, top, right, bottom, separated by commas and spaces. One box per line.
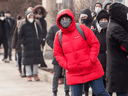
34, 5, 47, 46
18, 11, 43, 65
106, 3, 128, 92
46, 24, 60, 65
93, 10, 109, 79
0, 11, 10, 39
79, 9, 93, 28
102, 1, 112, 10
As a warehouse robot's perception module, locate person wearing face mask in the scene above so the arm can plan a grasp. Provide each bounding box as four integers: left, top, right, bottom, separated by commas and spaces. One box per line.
54, 9, 109, 96
5, 11, 16, 61
80, 9, 93, 28
18, 11, 43, 81
102, 1, 112, 12
93, 9, 109, 90
0, 11, 10, 63
34, 5, 47, 68
91, 2, 102, 30
106, 3, 128, 96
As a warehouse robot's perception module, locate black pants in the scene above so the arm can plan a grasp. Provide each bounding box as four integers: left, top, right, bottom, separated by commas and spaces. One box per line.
8, 36, 12, 59
52, 64, 69, 92
0, 38, 8, 59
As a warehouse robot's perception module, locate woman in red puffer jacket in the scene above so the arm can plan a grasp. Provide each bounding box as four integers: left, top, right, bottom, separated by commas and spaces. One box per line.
54, 9, 109, 96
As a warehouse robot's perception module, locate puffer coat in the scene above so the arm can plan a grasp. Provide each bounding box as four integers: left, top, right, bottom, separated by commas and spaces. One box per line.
18, 12, 43, 65
54, 9, 104, 85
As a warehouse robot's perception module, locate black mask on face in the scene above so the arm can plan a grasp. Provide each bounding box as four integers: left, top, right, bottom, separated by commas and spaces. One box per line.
99, 22, 108, 29
82, 19, 88, 25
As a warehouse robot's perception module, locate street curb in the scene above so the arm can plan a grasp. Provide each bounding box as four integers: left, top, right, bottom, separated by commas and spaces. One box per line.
38, 68, 53, 84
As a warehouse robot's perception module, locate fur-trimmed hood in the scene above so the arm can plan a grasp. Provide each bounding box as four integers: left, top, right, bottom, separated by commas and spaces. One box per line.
34, 5, 47, 18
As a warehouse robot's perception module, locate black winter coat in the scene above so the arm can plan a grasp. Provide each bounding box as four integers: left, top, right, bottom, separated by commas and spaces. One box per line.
18, 18, 43, 65
46, 24, 60, 65
94, 29, 106, 79
0, 20, 10, 39
106, 3, 128, 92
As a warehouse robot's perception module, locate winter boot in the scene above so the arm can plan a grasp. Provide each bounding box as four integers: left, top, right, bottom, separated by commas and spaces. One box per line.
53, 92, 57, 96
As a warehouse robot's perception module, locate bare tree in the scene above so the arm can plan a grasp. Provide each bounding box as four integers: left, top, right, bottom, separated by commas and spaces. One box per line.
0, 0, 42, 18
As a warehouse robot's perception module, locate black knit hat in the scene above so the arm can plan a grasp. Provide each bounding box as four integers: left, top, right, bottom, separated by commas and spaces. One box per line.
59, 14, 72, 23
94, 2, 102, 9
5, 11, 10, 13
0, 11, 5, 17
97, 10, 109, 22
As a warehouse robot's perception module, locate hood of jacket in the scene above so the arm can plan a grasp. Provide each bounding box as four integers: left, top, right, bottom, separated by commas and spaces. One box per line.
34, 5, 47, 18
103, 1, 112, 10
25, 11, 35, 25
109, 3, 128, 32
57, 9, 76, 34
79, 9, 93, 25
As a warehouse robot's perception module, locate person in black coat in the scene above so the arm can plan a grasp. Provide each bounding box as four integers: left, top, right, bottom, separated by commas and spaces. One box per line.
94, 9, 109, 86
34, 5, 47, 67
5, 11, 16, 61
46, 24, 69, 96
0, 11, 10, 63
18, 11, 43, 81
106, 3, 128, 96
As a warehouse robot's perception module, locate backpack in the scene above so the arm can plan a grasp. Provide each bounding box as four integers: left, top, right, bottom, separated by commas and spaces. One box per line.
59, 23, 86, 46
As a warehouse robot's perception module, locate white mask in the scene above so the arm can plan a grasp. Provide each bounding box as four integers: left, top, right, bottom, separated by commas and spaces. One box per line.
29, 18, 34, 23
0, 17, 5, 21
95, 7, 101, 14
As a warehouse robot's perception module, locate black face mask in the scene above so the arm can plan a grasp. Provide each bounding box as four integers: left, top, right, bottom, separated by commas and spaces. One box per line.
82, 19, 88, 24
99, 22, 108, 29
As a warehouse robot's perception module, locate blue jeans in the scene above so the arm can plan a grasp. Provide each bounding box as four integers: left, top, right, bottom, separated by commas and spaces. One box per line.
70, 78, 109, 96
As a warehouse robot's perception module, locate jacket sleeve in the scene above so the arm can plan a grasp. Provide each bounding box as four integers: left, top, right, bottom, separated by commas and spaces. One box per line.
53, 32, 68, 70
82, 25, 100, 63
46, 26, 55, 49
12, 27, 18, 49
111, 26, 128, 52
18, 23, 26, 45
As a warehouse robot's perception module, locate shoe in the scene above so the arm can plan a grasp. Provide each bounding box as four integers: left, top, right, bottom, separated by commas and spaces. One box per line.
53, 92, 57, 96
21, 74, 27, 78
65, 92, 70, 96
33, 75, 40, 81
4, 59, 10, 63
27, 76, 32, 82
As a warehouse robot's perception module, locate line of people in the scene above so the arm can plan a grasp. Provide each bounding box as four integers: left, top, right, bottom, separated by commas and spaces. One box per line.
47, 1, 128, 96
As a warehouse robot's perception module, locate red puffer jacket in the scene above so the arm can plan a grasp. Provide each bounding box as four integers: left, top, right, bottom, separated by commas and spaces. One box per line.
54, 9, 104, 85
